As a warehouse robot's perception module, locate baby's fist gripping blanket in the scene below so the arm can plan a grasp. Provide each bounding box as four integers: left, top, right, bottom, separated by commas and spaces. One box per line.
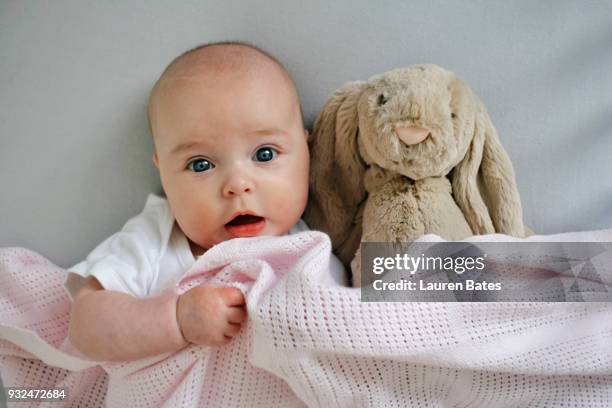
2, 229, 612, 407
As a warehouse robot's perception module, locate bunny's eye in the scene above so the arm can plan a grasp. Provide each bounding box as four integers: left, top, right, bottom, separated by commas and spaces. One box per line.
377, 93, 388, 106
451, 112, 457, 119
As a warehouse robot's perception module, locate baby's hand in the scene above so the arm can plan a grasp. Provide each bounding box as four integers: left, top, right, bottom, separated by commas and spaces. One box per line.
176, 284, 247, 347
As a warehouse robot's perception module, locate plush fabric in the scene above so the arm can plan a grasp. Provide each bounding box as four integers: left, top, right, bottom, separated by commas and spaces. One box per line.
1, 228, 612, 407
304, 64, 528, 286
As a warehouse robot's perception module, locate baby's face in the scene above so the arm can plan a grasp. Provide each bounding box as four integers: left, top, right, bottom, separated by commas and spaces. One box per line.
150, 65, 309, 254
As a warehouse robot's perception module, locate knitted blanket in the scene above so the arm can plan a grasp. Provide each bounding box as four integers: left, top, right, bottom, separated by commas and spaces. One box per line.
1, 229, 612, 407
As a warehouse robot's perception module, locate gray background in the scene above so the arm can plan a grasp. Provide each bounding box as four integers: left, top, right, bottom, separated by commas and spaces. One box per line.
1, 1, 611, 268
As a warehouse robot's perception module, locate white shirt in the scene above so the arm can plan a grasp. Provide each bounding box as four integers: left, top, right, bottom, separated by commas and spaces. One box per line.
65, 194, 343, 299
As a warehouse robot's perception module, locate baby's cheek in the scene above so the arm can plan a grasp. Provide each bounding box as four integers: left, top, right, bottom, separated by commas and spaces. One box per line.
263, 164, 308, 224
279, 184, 307, 225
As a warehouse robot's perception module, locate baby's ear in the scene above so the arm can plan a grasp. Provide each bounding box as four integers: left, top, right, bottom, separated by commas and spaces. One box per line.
152, 152, 159, 169
304, 128, 311, 143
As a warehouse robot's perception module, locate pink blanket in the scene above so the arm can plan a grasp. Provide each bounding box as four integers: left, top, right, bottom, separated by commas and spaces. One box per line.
1, 232, 329, 407
2, 229, 612, 407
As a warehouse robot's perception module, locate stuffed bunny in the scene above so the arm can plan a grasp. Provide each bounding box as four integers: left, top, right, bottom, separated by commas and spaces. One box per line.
304, 64, 528, 287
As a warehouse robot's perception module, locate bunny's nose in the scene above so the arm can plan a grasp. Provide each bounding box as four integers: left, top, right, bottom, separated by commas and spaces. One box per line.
395, 125, 431, 145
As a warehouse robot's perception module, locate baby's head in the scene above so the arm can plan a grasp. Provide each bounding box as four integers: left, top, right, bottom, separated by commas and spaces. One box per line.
148, 42, 309, 255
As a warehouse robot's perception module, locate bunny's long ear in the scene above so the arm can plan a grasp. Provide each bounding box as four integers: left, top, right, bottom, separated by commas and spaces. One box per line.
304, 81, 368, 251
451, 91, 525, 236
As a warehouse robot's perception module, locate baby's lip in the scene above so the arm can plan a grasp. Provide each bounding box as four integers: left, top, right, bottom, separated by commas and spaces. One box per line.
225, 211, 262, 225
224, 211, 266, 237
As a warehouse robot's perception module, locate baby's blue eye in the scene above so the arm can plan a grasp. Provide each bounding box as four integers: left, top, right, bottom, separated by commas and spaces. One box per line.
253, 147, 277, 162
187, 158, 215, 173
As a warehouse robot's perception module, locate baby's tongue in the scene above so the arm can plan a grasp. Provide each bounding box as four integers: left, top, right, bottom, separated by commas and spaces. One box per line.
226, 214, 263, 226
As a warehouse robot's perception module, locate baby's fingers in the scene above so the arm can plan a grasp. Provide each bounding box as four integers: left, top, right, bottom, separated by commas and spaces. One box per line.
224, 322, 242, 338
227, 306, 247, 324
219, 287, 246, 306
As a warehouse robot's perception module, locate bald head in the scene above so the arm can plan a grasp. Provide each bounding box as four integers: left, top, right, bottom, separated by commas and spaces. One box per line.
148, 42, 303, 144
160, 41, 291, 82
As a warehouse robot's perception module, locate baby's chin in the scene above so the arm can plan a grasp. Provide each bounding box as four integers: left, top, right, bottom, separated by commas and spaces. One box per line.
189, 218, 298, 254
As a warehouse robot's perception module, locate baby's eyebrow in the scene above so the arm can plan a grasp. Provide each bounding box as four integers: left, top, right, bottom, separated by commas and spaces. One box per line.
171, 141, 207, 156
171, 128, 288, 156
249, 128, 288, 137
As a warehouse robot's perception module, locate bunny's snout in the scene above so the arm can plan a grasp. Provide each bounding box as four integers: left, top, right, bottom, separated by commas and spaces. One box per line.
395, 125, 431, 145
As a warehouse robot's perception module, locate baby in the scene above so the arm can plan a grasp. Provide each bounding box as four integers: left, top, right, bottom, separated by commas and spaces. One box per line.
67, 41, 339, 362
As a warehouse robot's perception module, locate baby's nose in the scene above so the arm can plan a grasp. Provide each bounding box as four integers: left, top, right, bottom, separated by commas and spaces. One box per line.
395, 125, 431, 145
223, 178, 254, 197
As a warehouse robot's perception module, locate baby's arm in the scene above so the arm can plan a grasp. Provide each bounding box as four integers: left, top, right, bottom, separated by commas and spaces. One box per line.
69, 276, 247, 362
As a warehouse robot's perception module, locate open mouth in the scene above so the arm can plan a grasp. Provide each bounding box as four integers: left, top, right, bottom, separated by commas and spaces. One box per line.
224, 214, 266, 237
226, 214, 264, 226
